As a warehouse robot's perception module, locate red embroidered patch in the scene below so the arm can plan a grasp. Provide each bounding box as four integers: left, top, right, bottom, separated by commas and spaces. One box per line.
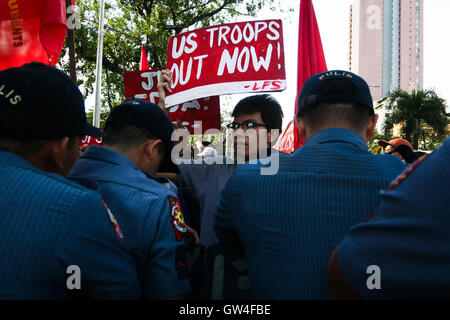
168, 197, 186, 241
389, 154, 429, 190
365, 212, 374, 222
101, 200, 124, 240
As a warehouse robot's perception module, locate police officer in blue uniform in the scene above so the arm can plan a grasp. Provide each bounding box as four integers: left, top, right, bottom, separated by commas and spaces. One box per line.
328, 137, 450, 299
69, 99, 193, 299
0, 63, 140, 299
215, 70, 407, 299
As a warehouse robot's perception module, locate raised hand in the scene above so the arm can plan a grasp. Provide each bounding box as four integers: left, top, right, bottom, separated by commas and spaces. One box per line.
157, 69, 172, 110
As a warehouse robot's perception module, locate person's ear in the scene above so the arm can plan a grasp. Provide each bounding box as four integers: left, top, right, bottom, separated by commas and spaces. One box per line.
49, 137, 70, 170
295, 116, 308, 141
144, 139, 163, 161
25, 137, 74, 175
366, 114, 379, 142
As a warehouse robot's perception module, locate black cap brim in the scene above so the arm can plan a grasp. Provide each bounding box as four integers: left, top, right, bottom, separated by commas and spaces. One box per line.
378, 140, 391, 148
81, 123, 105, 138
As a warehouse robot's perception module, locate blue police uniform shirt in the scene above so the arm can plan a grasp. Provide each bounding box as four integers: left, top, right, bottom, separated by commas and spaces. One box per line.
0, 151, 140, 300
337, 137, 450, 299
69, 146, 190, 299
215, 128, 407, 299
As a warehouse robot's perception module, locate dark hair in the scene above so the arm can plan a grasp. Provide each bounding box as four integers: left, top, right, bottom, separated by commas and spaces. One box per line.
232, 94, 284, 132
298, 78, 374, 131
0, 136, 78, 158
297, 77, 374, 117
103, 121, 165, 154
302, 102, 372, 132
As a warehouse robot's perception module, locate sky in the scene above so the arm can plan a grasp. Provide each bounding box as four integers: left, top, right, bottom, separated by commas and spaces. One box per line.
221, 0, 450, 131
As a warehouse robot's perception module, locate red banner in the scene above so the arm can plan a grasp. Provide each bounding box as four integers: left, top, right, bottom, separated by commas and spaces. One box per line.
165, 19, 286, 107
123, 69, 221, 134
80, 135, 103, 147
274, 120, 295, 153
276, 0, 327, 154
0, 0, 67, 70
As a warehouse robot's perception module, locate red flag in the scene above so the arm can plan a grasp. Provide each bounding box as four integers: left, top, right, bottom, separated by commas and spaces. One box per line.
140, 44, 149, 70
0, 0, 68, 70
276, 0, 327, 153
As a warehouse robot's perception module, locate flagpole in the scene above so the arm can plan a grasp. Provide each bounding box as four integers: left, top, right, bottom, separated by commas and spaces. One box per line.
93, 0, 106, 127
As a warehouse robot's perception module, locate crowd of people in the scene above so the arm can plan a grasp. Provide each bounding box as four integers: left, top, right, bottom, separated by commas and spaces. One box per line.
0, 62, 448, 300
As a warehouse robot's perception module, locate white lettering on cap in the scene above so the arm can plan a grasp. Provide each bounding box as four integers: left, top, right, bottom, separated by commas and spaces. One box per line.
0, 84, 22, 105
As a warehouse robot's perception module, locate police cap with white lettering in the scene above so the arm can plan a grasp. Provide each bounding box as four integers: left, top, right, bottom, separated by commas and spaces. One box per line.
0, 62, 104, 139
297, 70, 374, 117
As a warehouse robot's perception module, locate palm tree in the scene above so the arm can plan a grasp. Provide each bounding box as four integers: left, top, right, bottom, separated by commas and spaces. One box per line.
383, 89, 449, 150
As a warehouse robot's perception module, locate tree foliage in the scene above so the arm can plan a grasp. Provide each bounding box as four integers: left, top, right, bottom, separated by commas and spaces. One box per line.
368, 129, 390, 154
59, 0, 279, 112
383, 89, 449, 150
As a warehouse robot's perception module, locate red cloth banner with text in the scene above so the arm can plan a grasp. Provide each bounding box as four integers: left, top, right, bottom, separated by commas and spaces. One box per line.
165, 19, 286, 107
0, 0, 68, 70
123, 69, 221, 134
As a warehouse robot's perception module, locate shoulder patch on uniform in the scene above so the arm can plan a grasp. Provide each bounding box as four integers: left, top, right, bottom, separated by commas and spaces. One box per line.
389, 154, 429, 190
101, 200, 124, 240
169, 196, 187, 241
365, 212, 374, 222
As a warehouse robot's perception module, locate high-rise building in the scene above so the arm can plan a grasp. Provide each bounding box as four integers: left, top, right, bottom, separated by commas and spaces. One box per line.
349, 0, 424, 102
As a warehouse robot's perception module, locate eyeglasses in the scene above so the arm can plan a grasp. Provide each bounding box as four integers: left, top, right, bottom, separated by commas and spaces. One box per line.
226, 120, 267, 130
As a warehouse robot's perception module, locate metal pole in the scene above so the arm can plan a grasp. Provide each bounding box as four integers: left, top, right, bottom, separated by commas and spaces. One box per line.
93, 0, 106, 127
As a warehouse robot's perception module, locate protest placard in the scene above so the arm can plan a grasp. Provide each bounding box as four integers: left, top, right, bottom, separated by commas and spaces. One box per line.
80, 135, 103, 147
165, 19, 286, 107
123, 69, 221, 134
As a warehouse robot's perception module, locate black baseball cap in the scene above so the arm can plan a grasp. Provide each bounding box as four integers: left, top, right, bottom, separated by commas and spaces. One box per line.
297, 70, 374, 117
0, 62, 103, 139
106, 99, 179, 173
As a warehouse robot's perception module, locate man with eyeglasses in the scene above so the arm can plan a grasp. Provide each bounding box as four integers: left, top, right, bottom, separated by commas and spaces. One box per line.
157, 70, 284, 248
157, 72, 283, 298
228, 95, 282, 163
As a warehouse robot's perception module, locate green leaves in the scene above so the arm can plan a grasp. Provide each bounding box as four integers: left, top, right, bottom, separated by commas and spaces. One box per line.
58, 0, 278, 112
383, 89, 449, 150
